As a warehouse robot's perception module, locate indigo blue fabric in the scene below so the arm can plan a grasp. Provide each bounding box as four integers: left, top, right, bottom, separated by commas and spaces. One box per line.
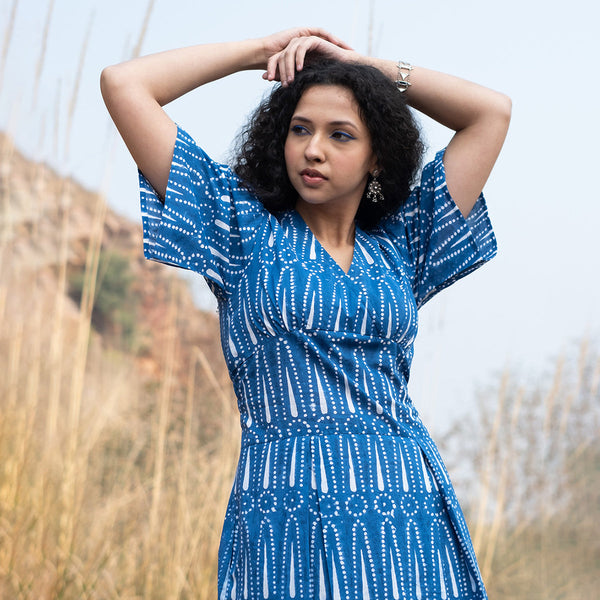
139, 125, 496, 599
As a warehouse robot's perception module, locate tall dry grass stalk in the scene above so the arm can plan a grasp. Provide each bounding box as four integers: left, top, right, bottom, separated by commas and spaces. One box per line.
0, 132, 14, 257
471, 369, 508, 557
45, 178, 70, 444
144, 278, 177, 598
63, 14, 93, 160
479, 384, 523, 579
131, 0, 156, 59
0, 0, 19, 90
31, 0, 55, 110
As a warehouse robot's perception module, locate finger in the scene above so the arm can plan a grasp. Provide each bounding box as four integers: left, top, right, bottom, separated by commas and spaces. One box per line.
275, 52, 287, 85
305, 27, 353, 50
265, 56, 274, 81
266, 53, 281, 81
283, 44, 299, 83
294, 40, 311, 72
278, 39, 299, 84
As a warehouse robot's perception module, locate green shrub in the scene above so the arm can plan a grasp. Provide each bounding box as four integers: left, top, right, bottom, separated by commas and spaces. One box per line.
69, 250, 140, 349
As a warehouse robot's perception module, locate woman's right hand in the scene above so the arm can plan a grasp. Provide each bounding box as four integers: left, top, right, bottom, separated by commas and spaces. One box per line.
260, 28, 353, 85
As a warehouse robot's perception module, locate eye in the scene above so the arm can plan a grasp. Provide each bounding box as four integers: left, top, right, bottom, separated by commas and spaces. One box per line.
331, 130, 355, 142
291, 124, 310, 136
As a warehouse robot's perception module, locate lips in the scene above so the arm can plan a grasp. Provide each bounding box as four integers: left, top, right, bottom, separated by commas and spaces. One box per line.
300, 168, 328, 185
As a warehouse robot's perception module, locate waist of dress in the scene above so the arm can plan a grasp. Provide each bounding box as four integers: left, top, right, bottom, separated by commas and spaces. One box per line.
239, 408, 427, 449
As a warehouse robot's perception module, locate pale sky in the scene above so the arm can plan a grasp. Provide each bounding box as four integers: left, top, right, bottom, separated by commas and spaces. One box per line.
2, 0, 599, 434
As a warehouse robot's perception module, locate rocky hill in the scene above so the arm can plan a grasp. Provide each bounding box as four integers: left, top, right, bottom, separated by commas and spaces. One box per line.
0, 130, 229, 409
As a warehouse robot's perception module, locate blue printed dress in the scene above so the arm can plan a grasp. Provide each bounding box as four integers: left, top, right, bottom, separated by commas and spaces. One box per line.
139, 126, 496, 599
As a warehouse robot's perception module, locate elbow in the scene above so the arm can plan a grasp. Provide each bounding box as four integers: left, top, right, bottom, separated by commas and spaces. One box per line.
496, 92, 512, 128
501, 93, 512, 120
100, 64, 125, 107
100, 63, 140, 112
483, 91, 511, 139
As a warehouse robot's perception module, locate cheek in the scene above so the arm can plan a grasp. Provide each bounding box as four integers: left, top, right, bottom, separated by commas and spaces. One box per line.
284, 139, 297, 177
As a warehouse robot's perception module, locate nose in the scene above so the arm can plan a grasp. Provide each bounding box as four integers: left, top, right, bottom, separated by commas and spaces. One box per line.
304, 133, 325, 162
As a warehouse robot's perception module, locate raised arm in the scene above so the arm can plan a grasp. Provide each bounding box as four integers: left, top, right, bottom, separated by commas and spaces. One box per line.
264, 39, 511, 217
100, 28, 351, 198
361, 59, 512, 217
101, 40, 261, 198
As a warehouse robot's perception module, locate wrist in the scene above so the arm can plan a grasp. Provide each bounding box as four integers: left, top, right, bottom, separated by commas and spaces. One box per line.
352, 55, 398, 81
395, 61, 413, 93
243, 37, 269, 70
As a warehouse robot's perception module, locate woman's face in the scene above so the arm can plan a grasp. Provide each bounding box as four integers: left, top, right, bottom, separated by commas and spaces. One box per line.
284, 84, 377, 214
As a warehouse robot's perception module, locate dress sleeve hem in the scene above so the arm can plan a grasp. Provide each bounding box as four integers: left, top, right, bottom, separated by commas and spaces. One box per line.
415, 148, 498, 308
139, 125, 197, 268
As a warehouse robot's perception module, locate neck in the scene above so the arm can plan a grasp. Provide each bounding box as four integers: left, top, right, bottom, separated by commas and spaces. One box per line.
295, 201, 357, 248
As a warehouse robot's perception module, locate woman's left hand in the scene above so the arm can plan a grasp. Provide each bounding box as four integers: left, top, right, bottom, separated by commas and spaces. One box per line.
263, 35, 356, 85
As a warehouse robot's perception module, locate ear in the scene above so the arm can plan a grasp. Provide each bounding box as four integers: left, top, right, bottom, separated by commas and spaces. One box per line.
369, 156, 381, 176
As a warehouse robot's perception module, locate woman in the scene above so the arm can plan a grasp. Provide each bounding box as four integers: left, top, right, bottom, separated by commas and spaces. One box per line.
101, 27, 510, 599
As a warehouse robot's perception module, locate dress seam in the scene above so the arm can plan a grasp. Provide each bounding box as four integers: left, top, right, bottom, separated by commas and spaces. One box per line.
240, 430, 420, 449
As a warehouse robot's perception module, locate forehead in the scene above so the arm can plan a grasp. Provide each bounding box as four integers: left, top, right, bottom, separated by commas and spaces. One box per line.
293, 84, 363, 125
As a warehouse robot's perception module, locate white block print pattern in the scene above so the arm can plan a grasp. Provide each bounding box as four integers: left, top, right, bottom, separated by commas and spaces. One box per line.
139, 126, 497, 599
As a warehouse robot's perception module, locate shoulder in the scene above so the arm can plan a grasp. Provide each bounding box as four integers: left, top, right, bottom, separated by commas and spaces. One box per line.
172, 125, 239, 186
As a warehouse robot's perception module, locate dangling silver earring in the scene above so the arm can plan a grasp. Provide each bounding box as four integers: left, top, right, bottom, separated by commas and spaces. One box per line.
367, 170, 384, 204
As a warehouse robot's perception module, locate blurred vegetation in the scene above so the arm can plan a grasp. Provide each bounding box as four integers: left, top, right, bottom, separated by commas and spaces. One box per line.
485, 443, 600, 599
0, 249, 238, 599
1, 105, 236, 597
69, 250, 140, 350
443, 340, 600, 600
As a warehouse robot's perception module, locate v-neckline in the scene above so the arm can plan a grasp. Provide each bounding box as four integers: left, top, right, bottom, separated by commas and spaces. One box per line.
290, 209, 360, 277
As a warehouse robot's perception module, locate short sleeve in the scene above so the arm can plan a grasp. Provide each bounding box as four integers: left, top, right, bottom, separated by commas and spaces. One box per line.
139, 125, 267, 299
381, 148, 497, 308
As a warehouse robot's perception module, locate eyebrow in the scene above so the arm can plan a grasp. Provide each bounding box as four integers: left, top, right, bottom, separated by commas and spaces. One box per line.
290, 115, 359, 129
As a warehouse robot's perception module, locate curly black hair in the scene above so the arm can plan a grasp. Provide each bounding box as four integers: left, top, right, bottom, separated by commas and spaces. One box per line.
232, 58, 424, 229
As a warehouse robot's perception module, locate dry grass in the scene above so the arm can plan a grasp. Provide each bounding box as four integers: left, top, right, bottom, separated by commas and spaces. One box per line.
0, 135, 240, 598
443, 340, 600, 599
